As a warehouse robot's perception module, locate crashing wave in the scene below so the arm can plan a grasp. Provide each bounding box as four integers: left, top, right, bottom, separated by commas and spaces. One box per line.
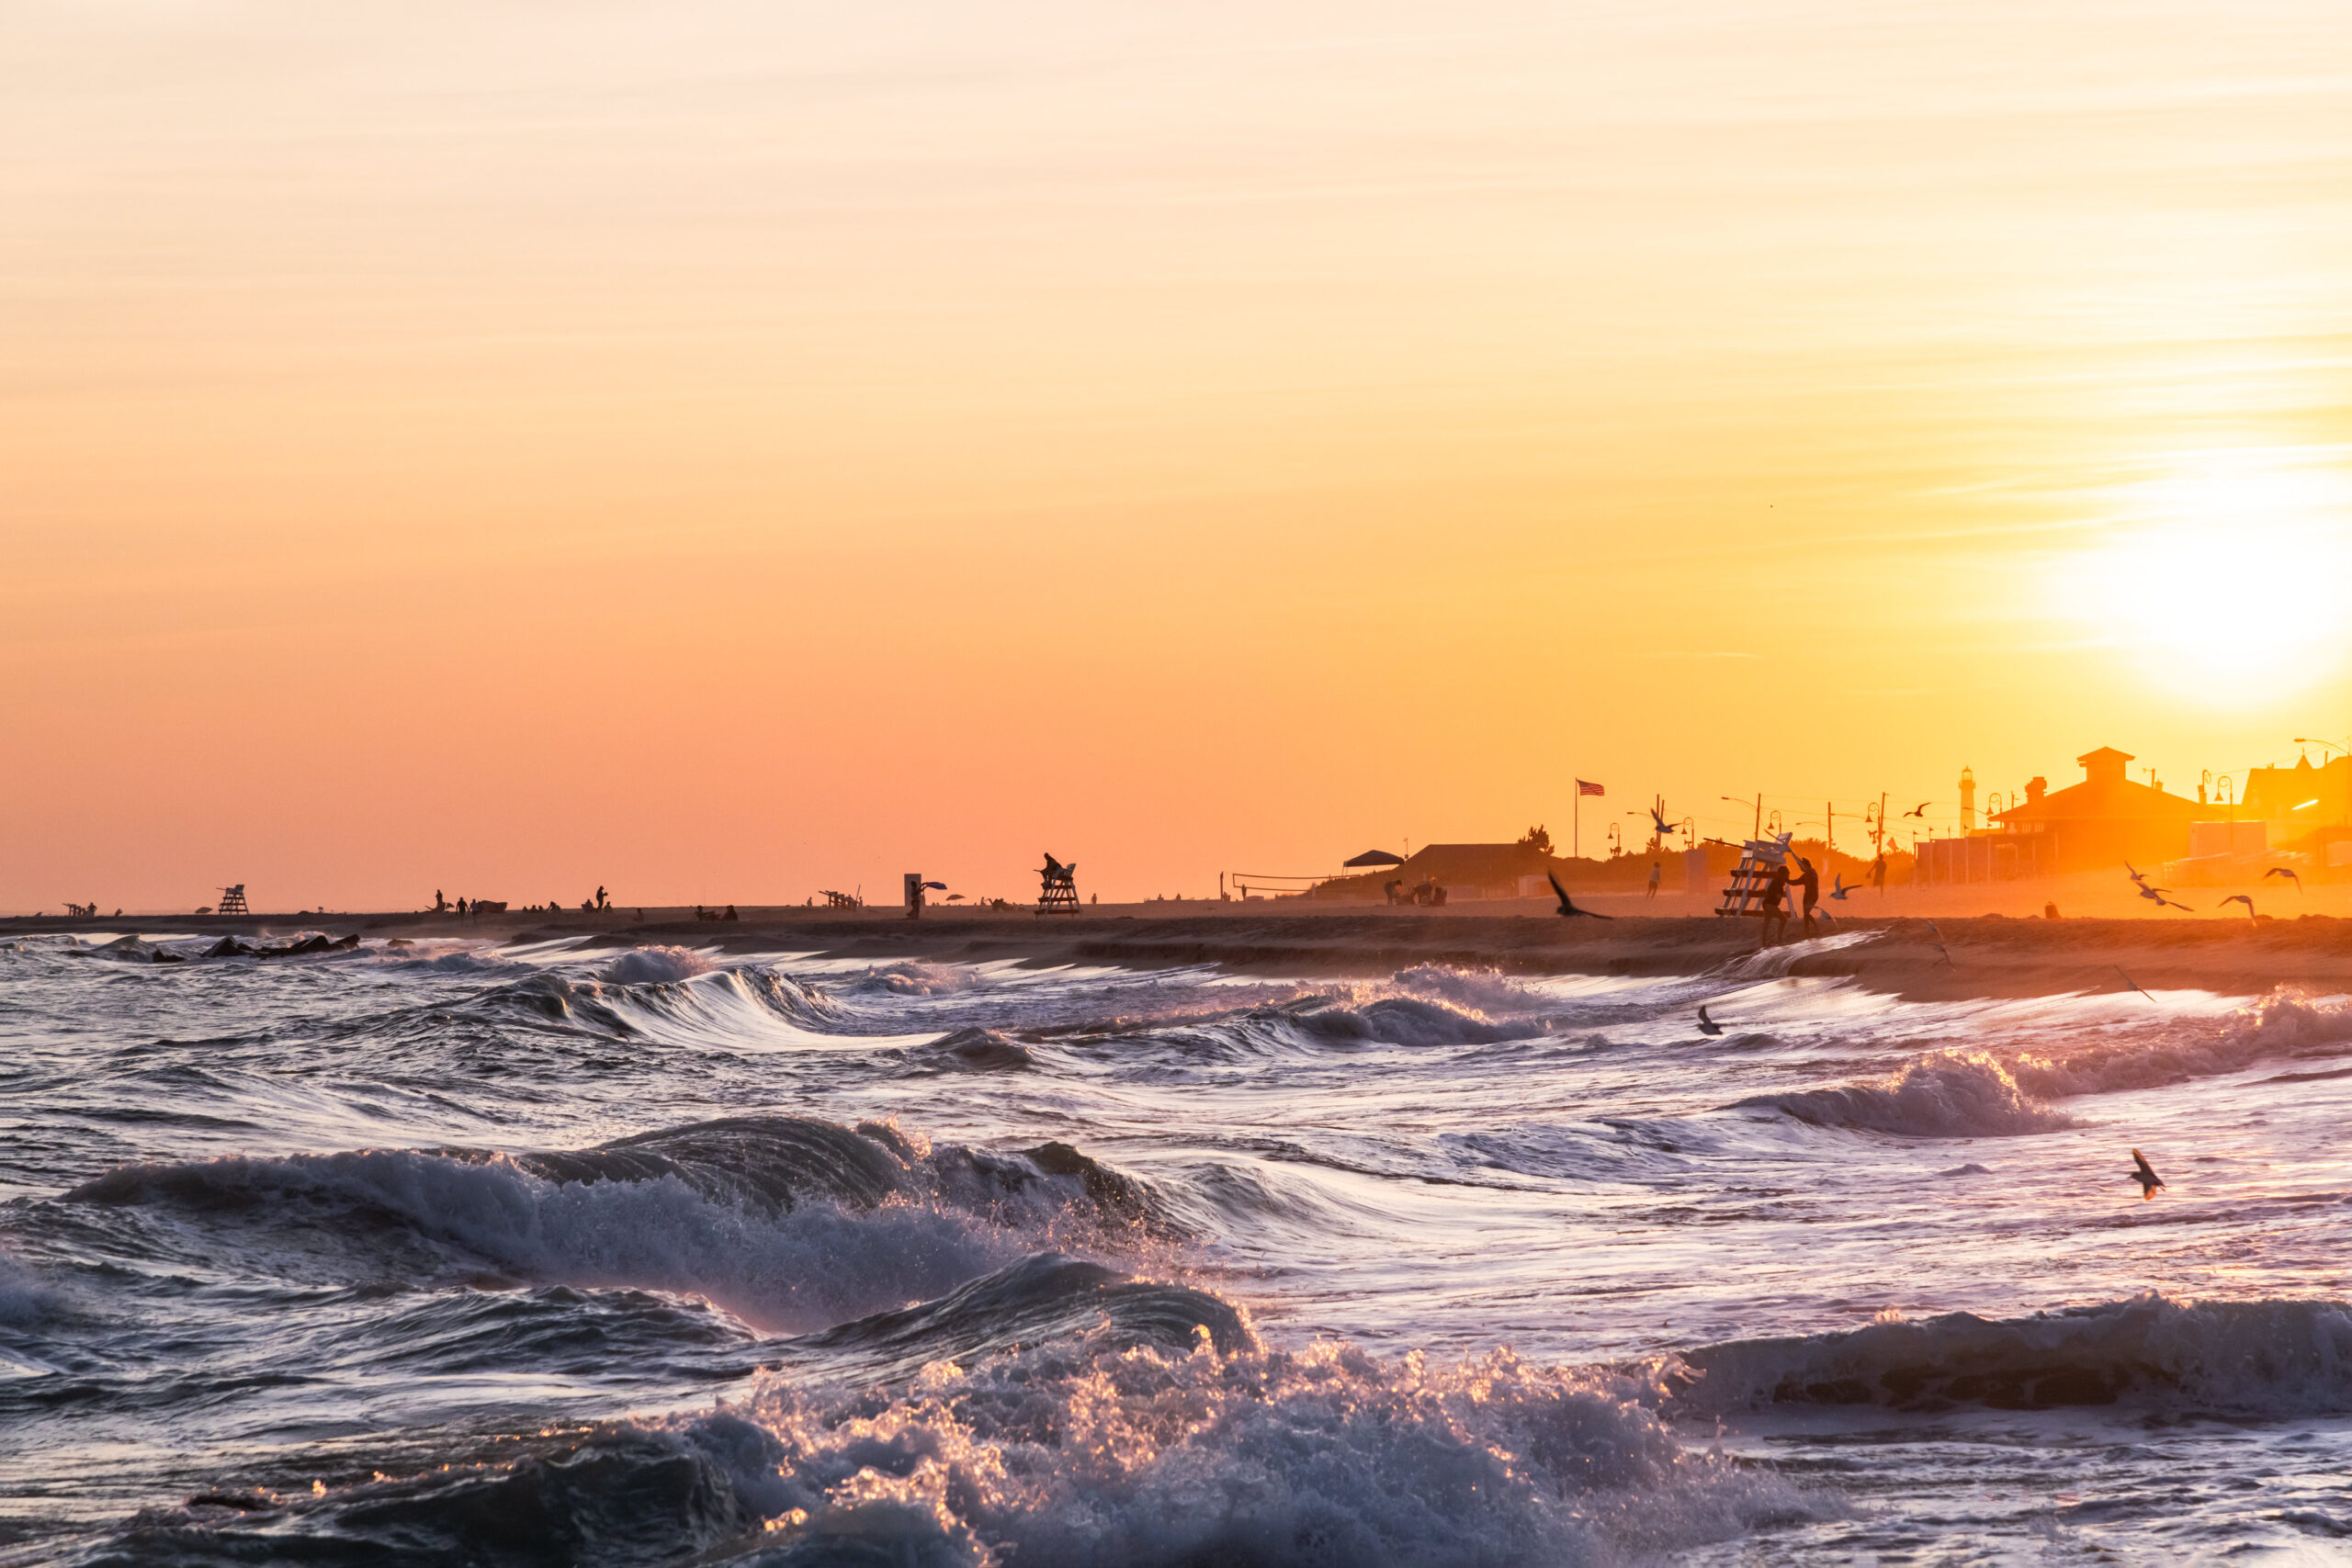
132, 1327, 1826, 1568
64, 1116, 1177, 1332
1669, 1292, 2352, 1419
601, 945, 718, 985
1735, 1049, 2074, 1138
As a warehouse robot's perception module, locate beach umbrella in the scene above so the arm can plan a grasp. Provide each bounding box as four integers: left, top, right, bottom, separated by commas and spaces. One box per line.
1343, 850, 1407, 868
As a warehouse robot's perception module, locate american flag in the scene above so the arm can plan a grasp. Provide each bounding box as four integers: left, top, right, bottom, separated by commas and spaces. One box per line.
1577, 779, 1605, 796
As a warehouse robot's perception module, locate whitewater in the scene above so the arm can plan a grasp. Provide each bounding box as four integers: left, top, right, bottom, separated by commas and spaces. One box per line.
6, 930, 2352, 1564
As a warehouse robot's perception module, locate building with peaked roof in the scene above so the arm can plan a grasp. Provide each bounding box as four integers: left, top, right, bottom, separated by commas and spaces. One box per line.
2240, 752, 2352, 835
1984, 746, 2202, 874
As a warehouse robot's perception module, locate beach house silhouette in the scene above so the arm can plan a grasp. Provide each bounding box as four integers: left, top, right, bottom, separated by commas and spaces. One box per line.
1982, 746, 2199, 875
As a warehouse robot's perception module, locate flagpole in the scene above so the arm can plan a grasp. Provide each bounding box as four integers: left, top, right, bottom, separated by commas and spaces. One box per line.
1574, 786, 1579, 863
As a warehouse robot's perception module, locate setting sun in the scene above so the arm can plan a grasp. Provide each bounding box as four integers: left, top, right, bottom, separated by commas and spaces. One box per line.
2056, 453, 2352, 703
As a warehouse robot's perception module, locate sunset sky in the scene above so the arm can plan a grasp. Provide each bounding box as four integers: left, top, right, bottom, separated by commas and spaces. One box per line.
6, 0, 2349, 910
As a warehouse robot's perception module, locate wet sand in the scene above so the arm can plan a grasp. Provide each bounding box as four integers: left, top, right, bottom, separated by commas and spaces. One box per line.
11, 898, 2351, 1001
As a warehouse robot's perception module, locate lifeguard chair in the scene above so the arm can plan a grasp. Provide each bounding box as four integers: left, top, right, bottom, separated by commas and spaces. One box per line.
217, 885, 250, 916
1713, 835, 1792, 918
1036, 853, 1080, 916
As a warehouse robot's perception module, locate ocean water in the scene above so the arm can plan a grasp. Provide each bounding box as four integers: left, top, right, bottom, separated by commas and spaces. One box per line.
5, 929, 2352, 1565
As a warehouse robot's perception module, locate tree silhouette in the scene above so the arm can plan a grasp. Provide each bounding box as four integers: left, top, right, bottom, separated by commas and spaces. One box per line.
1518, 824, 1554, 855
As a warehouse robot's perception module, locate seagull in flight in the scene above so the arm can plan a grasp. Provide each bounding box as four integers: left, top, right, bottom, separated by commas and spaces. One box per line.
2129, 1148, 2165, 1201
1828, 872, 1856, 901
2219, 894, 2256, 918
1921, 919, 1954, 967
1547, 873, 1612, 919
1696, 1005, 1724, 1036
2135, 882, 2191, 912
1903, 802, 1930, 818
2125, 862, 2154, 890
2113, 966, 2155, 1003
2264, 867, 2303, 893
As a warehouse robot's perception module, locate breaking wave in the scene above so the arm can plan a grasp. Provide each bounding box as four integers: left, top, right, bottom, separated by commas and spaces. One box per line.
1736, 1049, 2074, 1138
64, 1116, 1174, 1333
1671, 1293, 2352, 1419
600, 945, 718, 985
123, 1328, 1827, 1568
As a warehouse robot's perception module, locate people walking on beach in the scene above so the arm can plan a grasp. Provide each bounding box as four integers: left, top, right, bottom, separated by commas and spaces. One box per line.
1792, 855, 1821, 937
595, 886, 609, 911
457, 896, 469, 918
1646, 862, 1661, 899
433, 889, 447, 914
1758, 860, 1792, 945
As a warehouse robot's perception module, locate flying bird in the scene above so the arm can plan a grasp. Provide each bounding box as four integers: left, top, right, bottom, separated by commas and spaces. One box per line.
1696, 1005, 1724, 1036
1547, 873, 1613, 919
2129, 1148, 2165, 1201
1921, 919, 1954, 967
2264, 867, 2304, 893
2135, 883, 2191, 912
2219, 894, 2256, 918
1829, 873, 1856, 901
2113, 965, 2155, 1002
1903, 802, 1930, 818
2124, 862, 2154, 889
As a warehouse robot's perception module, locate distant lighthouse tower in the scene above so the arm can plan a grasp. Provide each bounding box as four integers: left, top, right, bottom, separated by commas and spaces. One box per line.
1959, 766, 1976, 830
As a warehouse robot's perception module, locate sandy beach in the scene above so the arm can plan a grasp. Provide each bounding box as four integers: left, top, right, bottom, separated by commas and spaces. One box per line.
15, 887, 2349, 1001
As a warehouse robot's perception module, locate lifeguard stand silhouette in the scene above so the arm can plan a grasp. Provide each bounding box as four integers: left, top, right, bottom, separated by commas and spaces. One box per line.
1035, 853, 1080, 916
217, 885, 250, 916
1713, 835, 1792, 918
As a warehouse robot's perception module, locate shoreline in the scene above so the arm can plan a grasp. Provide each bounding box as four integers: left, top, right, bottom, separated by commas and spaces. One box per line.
9, 903, 2351, 1001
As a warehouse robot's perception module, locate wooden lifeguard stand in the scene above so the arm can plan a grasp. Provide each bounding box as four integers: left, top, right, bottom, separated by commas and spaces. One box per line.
1035, 853, 1080, 916
217, 885, 250, 916
1713, 834, 1792, 918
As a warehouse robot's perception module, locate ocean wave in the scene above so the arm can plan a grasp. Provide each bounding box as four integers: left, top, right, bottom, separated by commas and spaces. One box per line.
1285, 995, 1527, 1049
1671, 1293, 2352, 1418
1390, 964, 1548, 1017
2007, 988, 2352, 1101
601, 945, 718, 985
133, 1326, 1826, 1568
1735, 1049, 2072, 1138
854, 960, 982, 997
1705, 930, 1880, 982
781, 1251, 1249, 1383
0, 1254, 67, 1328
904, 1027, 1035, 1073
294, 1282, 761, 1385
452, 966, 845, 1045
63, 1116, 1171, 1332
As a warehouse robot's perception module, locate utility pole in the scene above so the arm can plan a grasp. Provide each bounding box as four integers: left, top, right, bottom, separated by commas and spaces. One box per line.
1875, 791, 1887, 897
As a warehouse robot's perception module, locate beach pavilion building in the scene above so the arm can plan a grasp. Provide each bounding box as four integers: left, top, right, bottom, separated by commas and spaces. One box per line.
1973, 746, 2202, 876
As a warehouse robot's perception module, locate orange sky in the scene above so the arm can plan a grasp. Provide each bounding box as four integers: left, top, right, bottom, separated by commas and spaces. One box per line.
5, 1, 2349, 911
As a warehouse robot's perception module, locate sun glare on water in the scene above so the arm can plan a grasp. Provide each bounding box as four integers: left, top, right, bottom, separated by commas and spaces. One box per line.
2054, 455, 2352, 704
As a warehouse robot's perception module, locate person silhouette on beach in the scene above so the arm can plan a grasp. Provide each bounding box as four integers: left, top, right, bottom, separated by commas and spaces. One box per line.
1792, 856, 1821, 938
1758, 861, 1792, 945
1646, 862, 1661, 899
434, 889, 447, 914
595, 886, 608, 911
457, 896, 468, 918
